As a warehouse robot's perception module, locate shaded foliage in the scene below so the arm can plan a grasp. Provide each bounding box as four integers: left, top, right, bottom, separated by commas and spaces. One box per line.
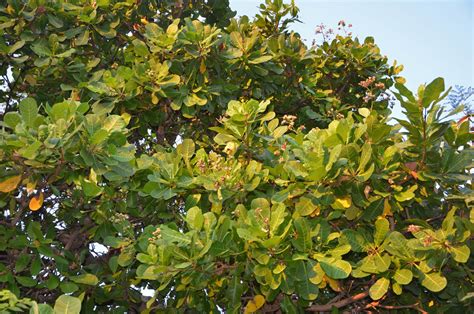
0, 0, 472, 313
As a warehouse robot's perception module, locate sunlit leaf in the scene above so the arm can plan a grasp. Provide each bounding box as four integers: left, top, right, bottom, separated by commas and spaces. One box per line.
0, 175, 22, 193
29, 192, 44, 211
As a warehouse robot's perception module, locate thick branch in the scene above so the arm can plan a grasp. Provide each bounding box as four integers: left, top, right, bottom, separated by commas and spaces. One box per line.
306, 291, 369, 312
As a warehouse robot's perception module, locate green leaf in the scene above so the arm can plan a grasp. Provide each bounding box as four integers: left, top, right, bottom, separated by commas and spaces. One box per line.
294, 262, 319, 300
70, 273, 99, 286
15, 254, 31, 273
30, 257, 42, 276
59, 282, 79, 294
90, 129, 109, 145
360, 198, 384, 221
269, 203, 287, 235
53, 295, 81, 314
272, 126, 288, 139
177, 139, 195, 159
392, 282, 402, 295
373, 253, 391, 273
329, 244, 351, 257
393, 268, 413, 285
358, 143, 372, 172
76, 29, 89, 46
249, 55, 272, 64
19, 97, 39, 127
18, 140, 42, 159
30, 302, 54, 314
422, 77, 444, 108
295, 197, 315, 217
103, 115, 126, 132
47, 14, 63, 28
369, 277, 389, 300
16, 276, 37, 287
292, 218, 312, 252
237, 227, 261, 242
319, 258, 352, 279
51, 101, 76, 121
3, 112, 22, 128
342, 230, 368, 252
117, 247, 135, 267
214, 133, 237, 145
449, 245, 470, 263
81, 180, 103, 197
374, 218, 389, 246
31, 40, 52, 57
160, 225, 191, 245
280, 296, 298, 314
186, 206, 204, 231
251, 198, 270, 210
421, 272, 447, 292
226, 275, 244, 308
394, 185, 417, 202
445, 150, 473, 173
9, 40, 25, 54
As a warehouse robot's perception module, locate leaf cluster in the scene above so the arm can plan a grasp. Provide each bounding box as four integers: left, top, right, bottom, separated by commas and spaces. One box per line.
0, 0, 472, 313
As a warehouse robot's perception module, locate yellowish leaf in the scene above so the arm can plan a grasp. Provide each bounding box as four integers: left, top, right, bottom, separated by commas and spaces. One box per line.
309, 205, 321, 217
382, 198, 392, 217
244, 295, 265, 313
26, 181, 37, 195
333, 196, 351, 209
29, 192, 44, 211
0, 175, 22, 193
6, 5, 14, 15
326, 276, 342, 292
89, 169, 98, 183
199, 59, 206, 74
395, 76, 406, 84
151, 93, 159, 105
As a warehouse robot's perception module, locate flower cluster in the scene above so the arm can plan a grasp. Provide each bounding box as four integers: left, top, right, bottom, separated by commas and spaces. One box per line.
363, 92, 375, 103
282, 114, 297, 129
407, 224, 421, 233
358, 77, 386, 103
148, 227, 161, 242
110, 212, 130, 224
358, 76, 376, 88
375, 82, 385, 89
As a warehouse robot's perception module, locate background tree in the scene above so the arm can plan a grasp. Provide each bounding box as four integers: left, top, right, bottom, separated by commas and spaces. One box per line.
446, 85, 473, 115
0, 0, 472, 313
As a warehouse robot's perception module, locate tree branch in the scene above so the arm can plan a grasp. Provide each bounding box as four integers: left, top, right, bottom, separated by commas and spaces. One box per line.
306, 291, 369, 312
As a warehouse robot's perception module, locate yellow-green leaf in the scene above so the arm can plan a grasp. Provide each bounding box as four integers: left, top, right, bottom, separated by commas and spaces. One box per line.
369, 277, 389, 300
70, 273, 99, 286
449, 245, 470, 263
53, 295, 81, 314
374, 217, 389, 246
421, 272, 447, 292
393, 268, 413, 285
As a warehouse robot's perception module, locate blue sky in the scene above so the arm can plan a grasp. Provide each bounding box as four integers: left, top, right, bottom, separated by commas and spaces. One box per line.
230, 0, 473, 92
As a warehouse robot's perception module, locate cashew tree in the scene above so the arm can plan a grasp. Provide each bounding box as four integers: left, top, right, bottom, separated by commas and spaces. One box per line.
0, 0, 472, 313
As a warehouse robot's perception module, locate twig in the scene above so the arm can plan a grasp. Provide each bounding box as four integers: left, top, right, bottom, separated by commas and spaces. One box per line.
306, 291, 369, 312
365, 301, 428, 314
380, 304, 426, 312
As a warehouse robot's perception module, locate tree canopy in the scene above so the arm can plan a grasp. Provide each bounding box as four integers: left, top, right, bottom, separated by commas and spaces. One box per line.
0, 0, 472, 313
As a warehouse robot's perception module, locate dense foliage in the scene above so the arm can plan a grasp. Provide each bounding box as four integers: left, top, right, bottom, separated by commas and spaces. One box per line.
0, 0, 472, 313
